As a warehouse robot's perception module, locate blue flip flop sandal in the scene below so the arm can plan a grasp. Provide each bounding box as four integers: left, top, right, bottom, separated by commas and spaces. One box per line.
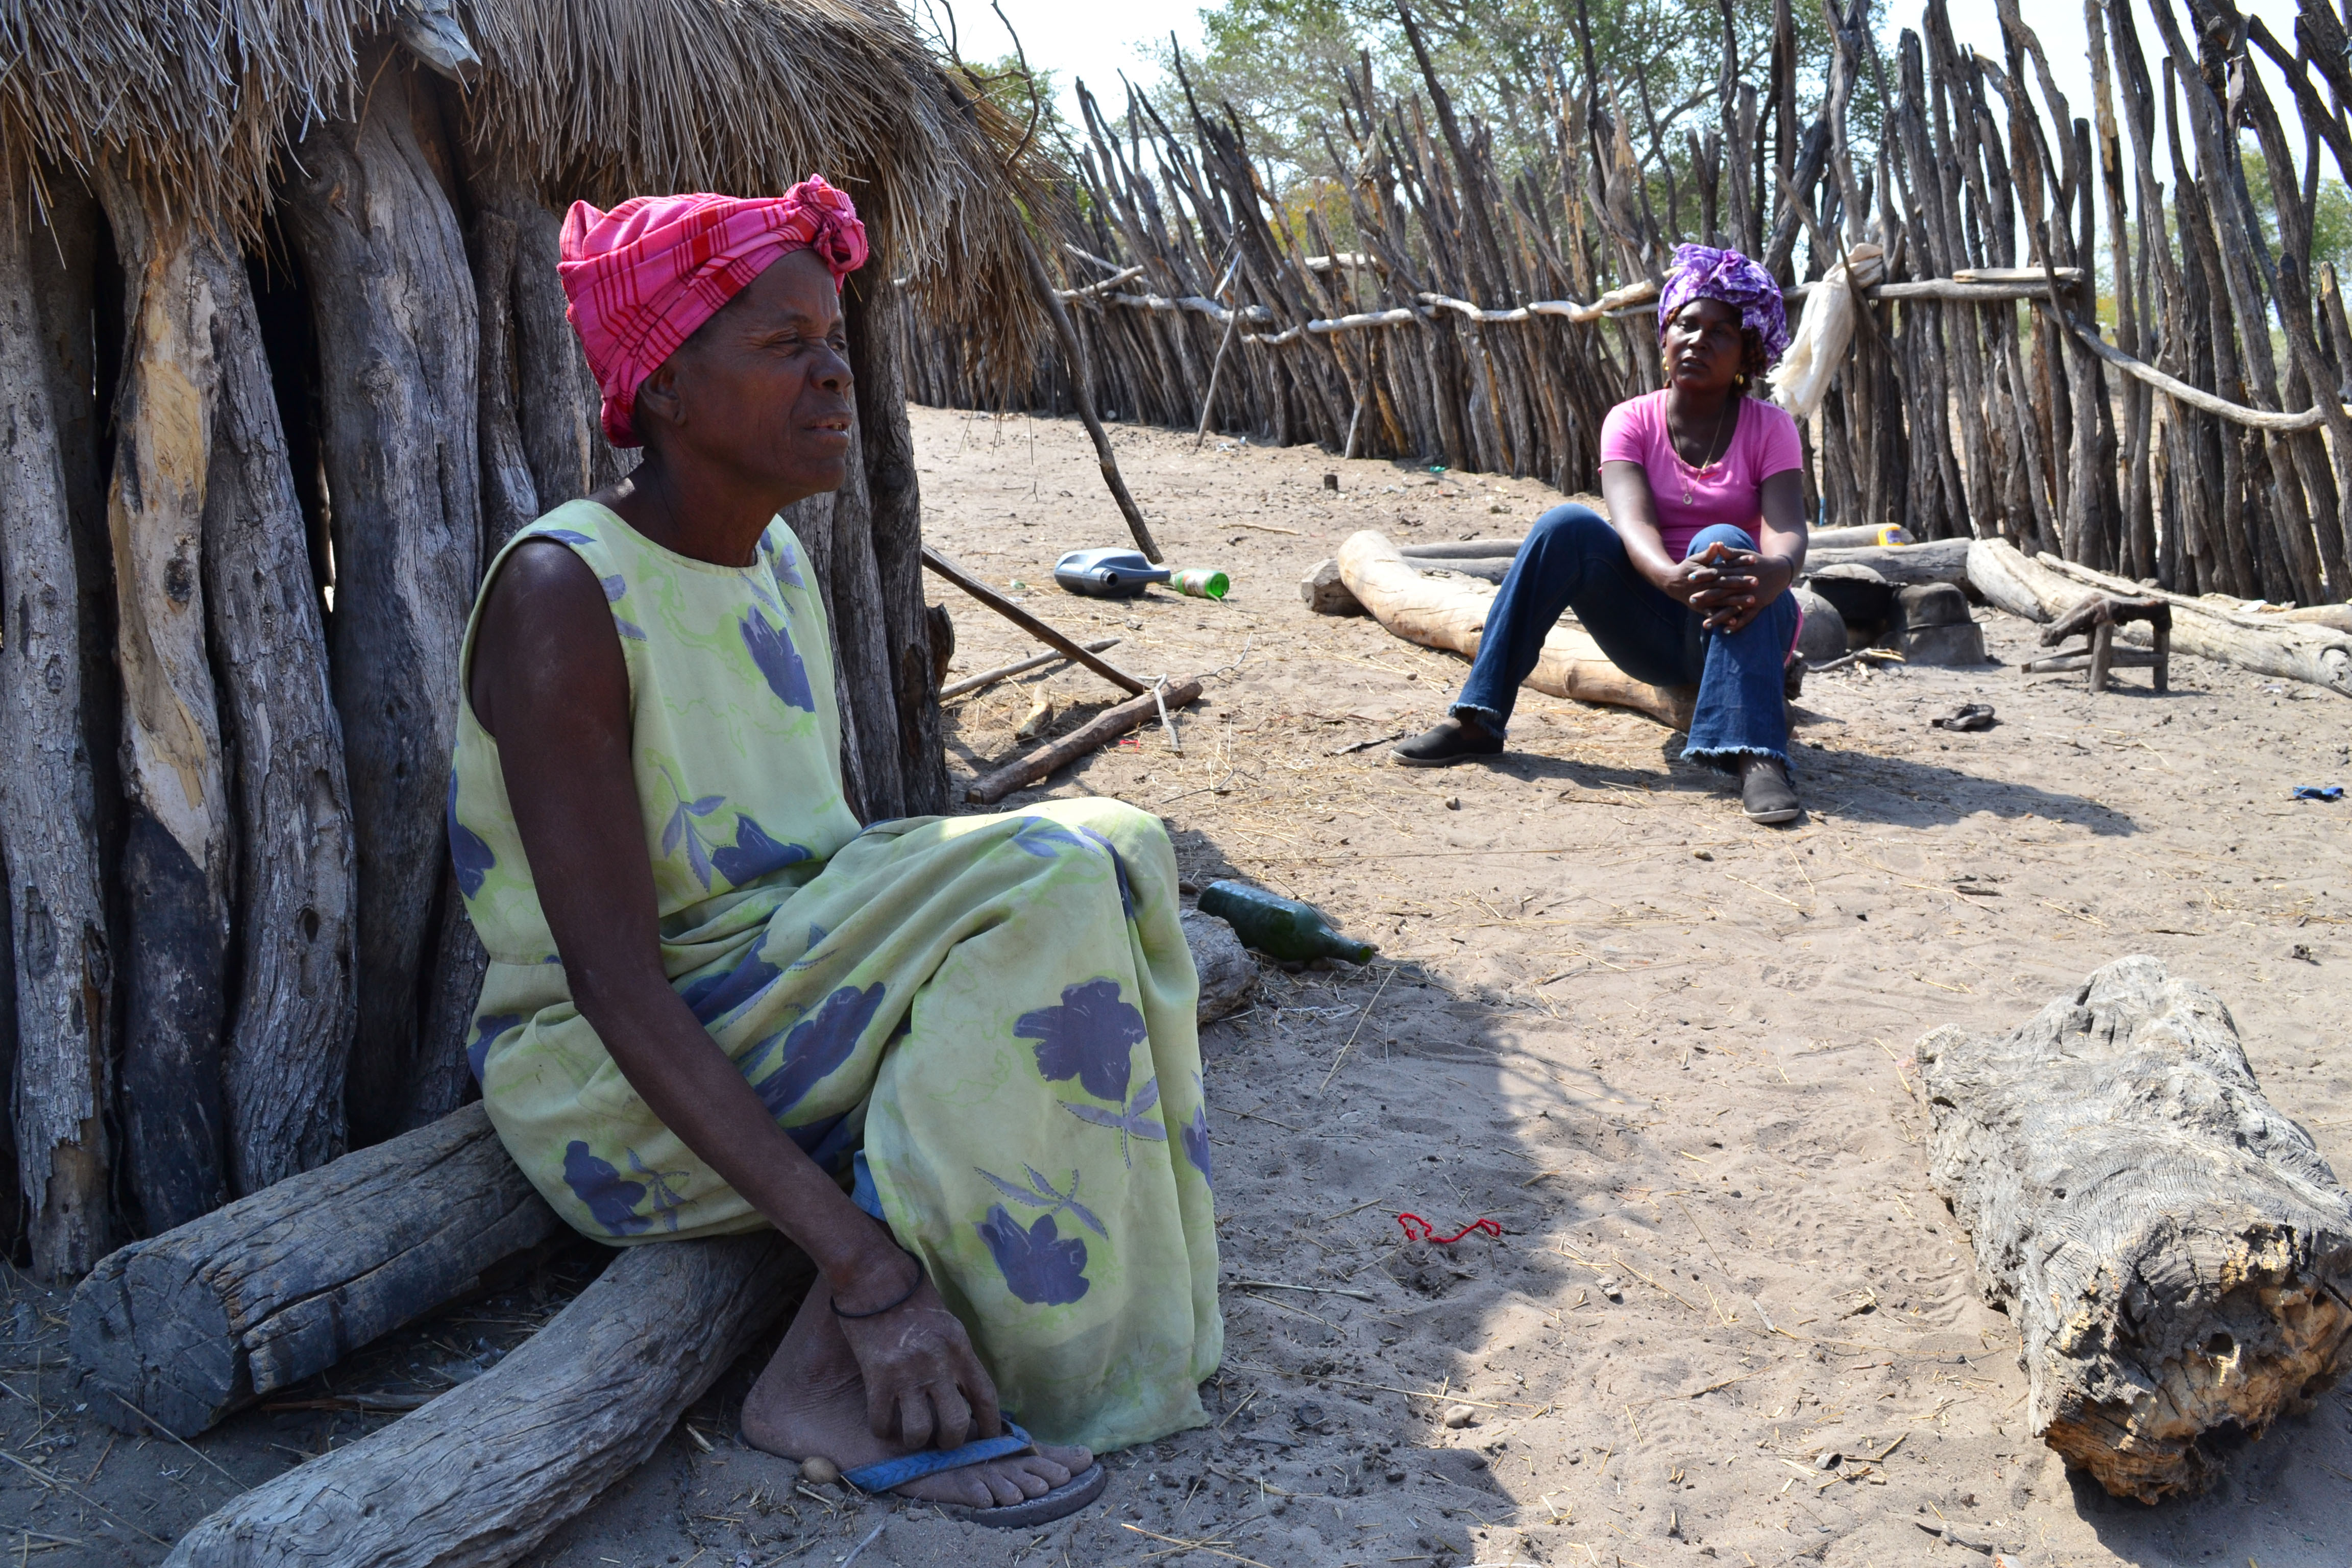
841, 1419, 1109, 1529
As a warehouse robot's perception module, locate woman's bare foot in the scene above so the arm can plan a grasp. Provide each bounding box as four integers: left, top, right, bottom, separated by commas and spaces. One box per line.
741, 1279, 1093, 1509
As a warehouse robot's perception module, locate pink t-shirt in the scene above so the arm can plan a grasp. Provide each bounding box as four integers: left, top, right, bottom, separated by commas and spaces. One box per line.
1599, 391, 1803, 558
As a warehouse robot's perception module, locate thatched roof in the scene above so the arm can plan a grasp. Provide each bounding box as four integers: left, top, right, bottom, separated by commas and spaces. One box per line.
0, 0, 394, 222
457, 0, 1051, 365
0, 0, 1049, 354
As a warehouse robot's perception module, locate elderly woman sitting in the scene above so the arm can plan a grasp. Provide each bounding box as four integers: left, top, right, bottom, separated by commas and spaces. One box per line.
449, 181, 1219, 1525
1394, 245, 1809, 824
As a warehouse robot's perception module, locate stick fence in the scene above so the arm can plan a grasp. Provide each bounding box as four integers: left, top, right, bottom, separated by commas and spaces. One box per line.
909, 0, 2352, 607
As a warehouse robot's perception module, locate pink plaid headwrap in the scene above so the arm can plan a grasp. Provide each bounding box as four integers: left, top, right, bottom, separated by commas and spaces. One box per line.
558, 178, 869, 447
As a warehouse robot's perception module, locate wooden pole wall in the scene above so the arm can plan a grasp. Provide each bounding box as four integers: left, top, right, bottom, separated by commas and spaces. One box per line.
908, 0, 2352, 610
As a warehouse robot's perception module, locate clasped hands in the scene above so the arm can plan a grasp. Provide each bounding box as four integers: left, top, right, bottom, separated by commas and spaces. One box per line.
1661, 541, 1795, 632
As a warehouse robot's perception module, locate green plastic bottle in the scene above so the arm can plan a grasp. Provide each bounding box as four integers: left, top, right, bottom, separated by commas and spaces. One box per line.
1197, 880, 1377, 964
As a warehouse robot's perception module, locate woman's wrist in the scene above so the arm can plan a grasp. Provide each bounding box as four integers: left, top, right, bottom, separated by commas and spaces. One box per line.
824, 1224, 922, 1309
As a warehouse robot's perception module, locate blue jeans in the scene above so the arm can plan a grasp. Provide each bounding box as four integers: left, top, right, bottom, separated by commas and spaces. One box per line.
1452, 504, 1796, 770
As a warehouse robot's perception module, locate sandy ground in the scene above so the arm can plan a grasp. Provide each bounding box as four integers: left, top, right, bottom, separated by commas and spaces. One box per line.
6, 404, 2350, 1568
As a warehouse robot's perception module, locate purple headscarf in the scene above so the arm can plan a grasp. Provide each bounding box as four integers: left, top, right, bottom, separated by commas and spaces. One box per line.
1657, 243, 1790, 368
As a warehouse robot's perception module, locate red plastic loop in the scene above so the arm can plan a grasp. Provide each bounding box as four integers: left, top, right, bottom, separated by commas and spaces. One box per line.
1395, 1212, 1503, 1245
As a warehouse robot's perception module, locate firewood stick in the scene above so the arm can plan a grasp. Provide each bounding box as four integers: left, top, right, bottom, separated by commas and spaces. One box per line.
921, 547, 1149, 696
966, 680, 1204, 804
940, 638, 1122, 700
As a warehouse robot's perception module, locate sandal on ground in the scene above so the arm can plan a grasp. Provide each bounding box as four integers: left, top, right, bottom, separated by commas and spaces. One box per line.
1738, 758, 1802, 824
1391, 717, 1503, 767
841, 1418, 1108, 1528
1929, 702, 1996, 731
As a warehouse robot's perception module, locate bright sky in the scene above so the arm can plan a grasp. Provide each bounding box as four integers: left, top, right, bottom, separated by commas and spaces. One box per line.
937, 0, 2317, 184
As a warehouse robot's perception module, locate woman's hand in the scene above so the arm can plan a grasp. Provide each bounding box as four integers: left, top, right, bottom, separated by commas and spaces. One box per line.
1678, 542, 1797, 632
831, 1246, 1005, 1451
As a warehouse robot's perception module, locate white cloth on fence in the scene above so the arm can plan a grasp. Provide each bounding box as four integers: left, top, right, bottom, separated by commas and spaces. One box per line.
1769, 243, 1885, 423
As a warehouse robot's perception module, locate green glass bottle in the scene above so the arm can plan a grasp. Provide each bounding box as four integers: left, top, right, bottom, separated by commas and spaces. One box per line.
1197, 880, 1377, 964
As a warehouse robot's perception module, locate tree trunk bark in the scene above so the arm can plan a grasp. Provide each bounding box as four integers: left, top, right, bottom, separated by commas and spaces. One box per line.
409, 869, 486, 1130
0, 150, 115, 1280
93, 172, 236, 1234
158, 1232, 801, 1568
823, 422, 908, 820
69, 1102, 562, 1438
277, 48, 483, 1148
195, 229, 360, 1195
1920, 956, 2352, 1502
469, 210, 540, 555
459, 164, 600, 513
847, 274, 948, 816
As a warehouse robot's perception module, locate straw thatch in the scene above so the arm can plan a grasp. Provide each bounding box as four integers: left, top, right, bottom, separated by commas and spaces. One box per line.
0, 0, 1054, 358
458, 0, 1055, 366
0, 0, 392, 228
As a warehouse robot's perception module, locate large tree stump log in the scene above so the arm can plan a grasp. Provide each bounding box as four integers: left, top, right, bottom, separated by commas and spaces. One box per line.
161, 1232, 802, 1568
69, 1104, 561, 1438
194, 222, 360, 1194
277, 50, 483, 1145
0, 145, 115, 1280
1800, 536, 1971, 586
1335, 530, 1696, 729
93, 173, 238, 1233
1919, 957, 2352, 1501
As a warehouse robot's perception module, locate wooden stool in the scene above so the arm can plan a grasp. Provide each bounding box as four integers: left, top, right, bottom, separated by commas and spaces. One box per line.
2021, 594, 2172, 691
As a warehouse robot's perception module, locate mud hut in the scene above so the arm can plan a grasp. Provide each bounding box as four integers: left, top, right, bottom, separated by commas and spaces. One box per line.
0, 0, 1046, 1282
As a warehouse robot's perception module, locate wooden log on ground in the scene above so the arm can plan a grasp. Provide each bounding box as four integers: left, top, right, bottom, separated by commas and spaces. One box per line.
1301, 557, 1364, 615
0, 146, 115, 1280
194, 222, 359, 1194
93, 173, 236, 1232
69, 1104, 562, 1439
1919, 956, 2352, 1502
160, 1232, 802, 1568
1334, 530, 1696, 729
278, 51, 483, 1144
1967, 539, 2352, 697
1182, 908, 1258, 1022
1800, 536, 1971, 586
965, 679, 1203, 804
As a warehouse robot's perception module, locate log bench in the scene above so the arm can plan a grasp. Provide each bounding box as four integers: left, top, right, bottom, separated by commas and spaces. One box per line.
75, 918, 1256, 1443
70, 1104, 564, 1439
1919, 957, 2352, 1501
162, 1233, 802, 1568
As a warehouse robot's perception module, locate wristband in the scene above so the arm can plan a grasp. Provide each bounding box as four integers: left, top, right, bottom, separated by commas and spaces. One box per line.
831, 1244, 926, 1319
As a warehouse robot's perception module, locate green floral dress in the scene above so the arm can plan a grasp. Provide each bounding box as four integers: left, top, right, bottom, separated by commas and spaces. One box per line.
448, 500, 1221, 1452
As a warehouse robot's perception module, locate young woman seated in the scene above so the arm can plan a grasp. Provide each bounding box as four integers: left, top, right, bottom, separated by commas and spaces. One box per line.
450, 181, 1219, 1527
1393, 244, 1810, 824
